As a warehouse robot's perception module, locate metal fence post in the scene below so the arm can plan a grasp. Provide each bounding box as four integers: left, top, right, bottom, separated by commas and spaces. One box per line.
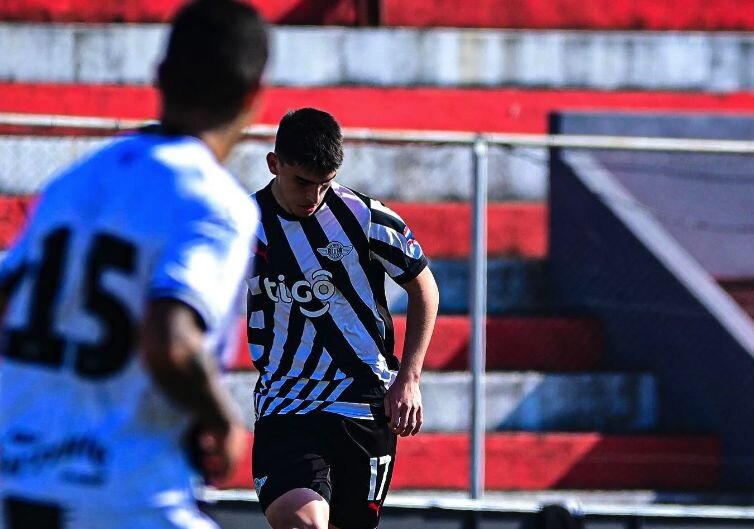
470, 136, 488, 500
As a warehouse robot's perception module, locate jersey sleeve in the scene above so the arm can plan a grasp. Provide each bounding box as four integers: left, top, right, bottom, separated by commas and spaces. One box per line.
368, 200, 428, 284
148, 196, 258, 333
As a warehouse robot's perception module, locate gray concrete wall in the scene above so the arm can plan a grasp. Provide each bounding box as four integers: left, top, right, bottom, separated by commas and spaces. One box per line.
3, 24, 754, 91
0, 136, 548, 201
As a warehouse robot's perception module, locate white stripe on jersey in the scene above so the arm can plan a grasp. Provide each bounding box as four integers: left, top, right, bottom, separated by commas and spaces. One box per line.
247, 275, 260, 294
249, 343, 264, 362
296, 399, 325, 415
324, 378, 352, 402
255, 223, 269, 247
248, 309, 264, 329
263, 396, 287, 415
305, 380, 334, 401
257, 298, 292, 385
287, 319, 317, 378
325, 198, 388, 329
370, 222, 424, 261
372, 253, 406, 279
310, 348, 334, 379
280, 216, 386, 376
323, 402, 374, 419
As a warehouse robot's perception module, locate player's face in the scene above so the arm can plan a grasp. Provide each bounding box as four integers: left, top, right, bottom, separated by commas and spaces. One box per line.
267, 152, 336, 218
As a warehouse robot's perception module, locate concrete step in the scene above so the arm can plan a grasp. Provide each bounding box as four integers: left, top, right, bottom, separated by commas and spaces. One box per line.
419, 371, 657, 433
4, 83, 754, 134
4, 25, 754, 92
231, 315, 602, 372
222, 370, 657, 433
219, 431, 720, 491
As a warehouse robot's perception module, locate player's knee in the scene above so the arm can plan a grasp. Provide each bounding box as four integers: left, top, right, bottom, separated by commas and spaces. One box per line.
265, 488, 329, 529
269, 511, 328, 529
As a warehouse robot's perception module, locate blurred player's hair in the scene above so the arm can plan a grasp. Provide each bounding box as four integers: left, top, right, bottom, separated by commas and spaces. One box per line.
158, 0, 268, 127
275, 108, 344, 175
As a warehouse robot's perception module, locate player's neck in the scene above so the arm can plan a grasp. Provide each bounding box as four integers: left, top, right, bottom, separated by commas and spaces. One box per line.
159, 109, 249, 163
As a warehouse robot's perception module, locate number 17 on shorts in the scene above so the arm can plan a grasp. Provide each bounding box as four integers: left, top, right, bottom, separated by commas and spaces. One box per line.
368, 455, 392, 502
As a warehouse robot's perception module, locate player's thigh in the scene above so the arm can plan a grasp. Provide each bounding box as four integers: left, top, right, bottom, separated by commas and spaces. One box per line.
252, 414, 332, 514
264, 487, 329, 529
328, 416, 397, 529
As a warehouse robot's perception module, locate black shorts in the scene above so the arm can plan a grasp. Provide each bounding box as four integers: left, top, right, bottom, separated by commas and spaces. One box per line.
252, 409, 397, 529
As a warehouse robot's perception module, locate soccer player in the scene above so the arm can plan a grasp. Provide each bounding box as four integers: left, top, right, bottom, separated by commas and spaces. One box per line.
0, 1, 267, 528
248, 108, 440, 529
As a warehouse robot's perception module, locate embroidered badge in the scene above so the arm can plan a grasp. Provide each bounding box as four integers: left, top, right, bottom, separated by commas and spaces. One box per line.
317, 241, 354, 261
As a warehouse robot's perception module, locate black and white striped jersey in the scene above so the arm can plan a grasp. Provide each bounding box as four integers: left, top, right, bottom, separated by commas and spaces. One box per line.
248, 181, 427, 421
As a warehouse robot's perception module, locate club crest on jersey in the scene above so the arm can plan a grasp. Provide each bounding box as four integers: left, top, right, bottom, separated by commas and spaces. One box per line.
317, 241, 353, 261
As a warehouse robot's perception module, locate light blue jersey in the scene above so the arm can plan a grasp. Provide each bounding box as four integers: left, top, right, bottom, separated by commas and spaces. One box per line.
0, 130, 257, 517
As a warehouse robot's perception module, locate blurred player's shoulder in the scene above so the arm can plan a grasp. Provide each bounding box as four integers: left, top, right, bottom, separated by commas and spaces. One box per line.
33, 128, 257, 243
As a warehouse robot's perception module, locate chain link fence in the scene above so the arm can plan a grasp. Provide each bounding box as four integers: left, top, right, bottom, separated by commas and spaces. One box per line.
1, 114, 753, 507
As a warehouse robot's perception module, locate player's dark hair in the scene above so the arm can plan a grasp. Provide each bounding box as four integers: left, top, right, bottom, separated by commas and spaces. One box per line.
158, 0, 268, 128
275, 108, 344, 175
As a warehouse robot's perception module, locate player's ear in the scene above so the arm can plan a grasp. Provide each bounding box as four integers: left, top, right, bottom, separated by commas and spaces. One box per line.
266, 152, 279, 176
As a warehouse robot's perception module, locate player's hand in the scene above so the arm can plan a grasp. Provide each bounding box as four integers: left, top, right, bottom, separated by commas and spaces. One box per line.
384, 375, 423, 437
189, 421, 248, 484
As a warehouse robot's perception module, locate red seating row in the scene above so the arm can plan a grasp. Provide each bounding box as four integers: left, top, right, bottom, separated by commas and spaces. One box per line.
2, 0, 753, 30
232, 315, 602, 371
0, 197, 546, 258
382, 0, 754, 30
220, 431, 720, 490
0, 0, 361, 24
394, 315, 601, 371
4, 84, 754, 134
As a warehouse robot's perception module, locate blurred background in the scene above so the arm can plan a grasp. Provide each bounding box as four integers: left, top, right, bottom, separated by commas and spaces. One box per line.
1, 1, 754, 527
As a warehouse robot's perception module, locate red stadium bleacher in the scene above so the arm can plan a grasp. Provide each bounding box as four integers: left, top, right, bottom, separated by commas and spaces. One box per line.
232, 315, 602, 372
394, 315, 602, 371
3, 0, 753, 31
220, 431, 720, 491
382, 0, 754, 30
0, 197, 546, 257
0, 0, 362, 24
4, 84, 754, 134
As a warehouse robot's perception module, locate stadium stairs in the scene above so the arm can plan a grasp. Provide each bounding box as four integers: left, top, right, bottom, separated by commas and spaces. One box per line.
3, 0, 754, 500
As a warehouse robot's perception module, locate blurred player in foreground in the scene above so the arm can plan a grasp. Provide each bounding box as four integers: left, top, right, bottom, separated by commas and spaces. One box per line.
248, 108, 440, 529
0, 1, 267, 527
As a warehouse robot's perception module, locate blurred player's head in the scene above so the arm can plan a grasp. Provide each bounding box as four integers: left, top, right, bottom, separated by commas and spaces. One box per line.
158, 0, 268, 139
267, 108, 344, 218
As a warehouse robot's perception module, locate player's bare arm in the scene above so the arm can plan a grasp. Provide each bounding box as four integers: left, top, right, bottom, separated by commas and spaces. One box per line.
140, 298, 246, 482
385, 266, 439, 437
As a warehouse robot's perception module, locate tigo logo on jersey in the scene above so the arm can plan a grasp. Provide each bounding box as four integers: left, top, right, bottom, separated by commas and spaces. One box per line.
262, 269, 336, 318
317, 241, 353, 261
